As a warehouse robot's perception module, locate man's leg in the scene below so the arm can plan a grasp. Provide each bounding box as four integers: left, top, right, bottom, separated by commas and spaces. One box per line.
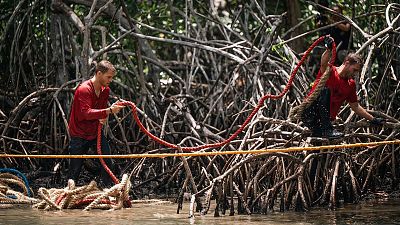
302, 100, 322, 137
318, 88, 343, 139
68, 137, 89, 182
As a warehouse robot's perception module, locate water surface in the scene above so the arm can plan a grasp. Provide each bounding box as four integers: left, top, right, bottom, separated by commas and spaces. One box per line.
1, 198, 400, 225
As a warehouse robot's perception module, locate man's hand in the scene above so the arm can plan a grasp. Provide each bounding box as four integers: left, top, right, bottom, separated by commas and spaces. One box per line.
324, 36, 334, 49
370, 117, 385, 126
109, 101, 125, 114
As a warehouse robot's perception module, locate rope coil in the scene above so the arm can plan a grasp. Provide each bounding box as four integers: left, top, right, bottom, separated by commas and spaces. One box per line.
0, 170, 39, 209
33, 174, 131, 211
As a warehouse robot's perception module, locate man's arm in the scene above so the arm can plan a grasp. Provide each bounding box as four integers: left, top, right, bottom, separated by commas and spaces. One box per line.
349, 102, 374, 120
320, 49, 331, 75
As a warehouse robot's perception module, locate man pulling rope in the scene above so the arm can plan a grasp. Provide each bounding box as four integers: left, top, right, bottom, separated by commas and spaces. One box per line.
289, 36, 384, 139
68, 60, 125, 187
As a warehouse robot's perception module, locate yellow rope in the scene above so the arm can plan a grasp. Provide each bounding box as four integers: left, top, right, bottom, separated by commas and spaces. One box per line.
1, 140, 400, 159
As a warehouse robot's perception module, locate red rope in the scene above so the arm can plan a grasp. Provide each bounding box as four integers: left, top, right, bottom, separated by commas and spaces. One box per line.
55, 193, 65, 205
97, 123, 119, 184
73, 198, 116, 208
97, 35, 336, 158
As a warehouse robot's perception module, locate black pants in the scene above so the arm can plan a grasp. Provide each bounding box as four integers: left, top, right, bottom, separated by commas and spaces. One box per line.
301, 87, 333, 136
68, 133, 114, 186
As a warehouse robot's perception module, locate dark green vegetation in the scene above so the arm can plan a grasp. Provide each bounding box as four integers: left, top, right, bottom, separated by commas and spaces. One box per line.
0, 0, 400, 214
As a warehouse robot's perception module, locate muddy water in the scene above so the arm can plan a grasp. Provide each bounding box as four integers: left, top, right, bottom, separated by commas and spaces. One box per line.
1, 199, 400, 225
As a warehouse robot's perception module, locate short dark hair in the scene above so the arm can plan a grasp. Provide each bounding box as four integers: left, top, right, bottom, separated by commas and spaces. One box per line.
94, 60, 116, 73
345, 53, 363, 66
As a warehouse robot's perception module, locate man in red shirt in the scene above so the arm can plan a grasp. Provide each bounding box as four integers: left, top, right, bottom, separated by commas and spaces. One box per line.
68, 60, 124, 186
302, 36, 384, 139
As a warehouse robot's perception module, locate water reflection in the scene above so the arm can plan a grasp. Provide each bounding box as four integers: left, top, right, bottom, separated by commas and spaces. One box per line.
1, 199, 400, 225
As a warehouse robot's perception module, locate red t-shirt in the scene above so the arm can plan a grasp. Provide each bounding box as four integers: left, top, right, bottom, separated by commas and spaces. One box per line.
69, 80, 109, 140
308, 67, 358, 120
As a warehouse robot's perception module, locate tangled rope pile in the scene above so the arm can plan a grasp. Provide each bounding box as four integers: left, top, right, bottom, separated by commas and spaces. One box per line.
0, 168, 168, 211
0, 169, 39, 209
1, 168, 131, 210
33, 174, 131, 211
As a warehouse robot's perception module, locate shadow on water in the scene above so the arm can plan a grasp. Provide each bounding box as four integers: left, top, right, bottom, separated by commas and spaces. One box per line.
2, 199, 400, 225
